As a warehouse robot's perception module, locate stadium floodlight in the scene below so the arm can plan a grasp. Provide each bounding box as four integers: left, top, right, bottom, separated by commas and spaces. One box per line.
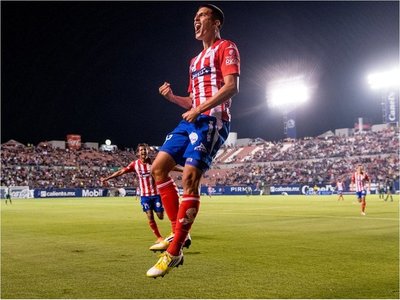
266, 76, 311, 139
267, 76, 311, 109
367, 67, 400, 90
366, 65, 399, 124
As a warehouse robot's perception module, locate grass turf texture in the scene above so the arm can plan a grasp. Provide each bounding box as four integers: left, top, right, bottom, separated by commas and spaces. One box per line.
1, 195, 398, 299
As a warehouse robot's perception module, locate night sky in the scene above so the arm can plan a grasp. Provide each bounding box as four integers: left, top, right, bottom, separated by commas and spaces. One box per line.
2, 1, 399, 149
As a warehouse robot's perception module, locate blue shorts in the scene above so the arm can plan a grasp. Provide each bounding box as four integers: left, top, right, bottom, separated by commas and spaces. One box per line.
356, 190, 366, 199
140, 195, 164, 213
159, 115, 230, 172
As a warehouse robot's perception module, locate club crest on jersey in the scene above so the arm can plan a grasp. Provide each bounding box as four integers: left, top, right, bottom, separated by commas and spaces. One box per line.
189, 132, 198, 144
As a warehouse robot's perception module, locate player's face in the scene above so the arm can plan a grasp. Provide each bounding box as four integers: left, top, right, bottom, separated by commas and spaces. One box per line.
138, 146, 148, 159
194, 7, 219, 41
357, 165, 363, 173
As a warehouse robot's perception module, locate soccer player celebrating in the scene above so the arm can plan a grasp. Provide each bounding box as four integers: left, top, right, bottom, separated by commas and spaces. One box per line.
146, 3, 240, 278
350, 165, 371, 215
101, 143, 182, 250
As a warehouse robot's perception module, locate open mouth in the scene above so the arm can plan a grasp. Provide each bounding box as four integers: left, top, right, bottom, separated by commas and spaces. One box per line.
194, 23, 201, 33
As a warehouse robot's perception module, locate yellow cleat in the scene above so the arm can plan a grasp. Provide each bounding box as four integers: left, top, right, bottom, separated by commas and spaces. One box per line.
146, 251, 184, 278
149, 232, 192, 252
164, 232, 175, 243
149, 240, 169, 252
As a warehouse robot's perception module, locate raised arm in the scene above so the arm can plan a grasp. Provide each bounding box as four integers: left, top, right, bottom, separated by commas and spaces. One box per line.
101, 168, 128, 183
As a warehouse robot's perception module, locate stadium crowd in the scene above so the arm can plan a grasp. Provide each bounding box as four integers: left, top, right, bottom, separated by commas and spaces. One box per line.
207, 155, 398, 188
1, 145, 136, 188
207, 128, 399, 188
1, 128, 398, 189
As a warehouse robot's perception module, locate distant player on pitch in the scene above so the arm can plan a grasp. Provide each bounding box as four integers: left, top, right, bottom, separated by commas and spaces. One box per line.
384, 176, 395, 202
5, 186, 12, 205
336, 178, 345, 201
207, 184, 213, 198
350, 165, 371, 215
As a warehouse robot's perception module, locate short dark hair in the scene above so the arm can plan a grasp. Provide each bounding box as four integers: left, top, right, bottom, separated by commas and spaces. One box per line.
136, 143, 149, 153
199, 3, 224, 28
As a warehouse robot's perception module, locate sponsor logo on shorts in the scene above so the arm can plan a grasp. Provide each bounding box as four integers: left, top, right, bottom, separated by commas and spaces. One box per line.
194, 143, 208, 153
189, 132, 198, 144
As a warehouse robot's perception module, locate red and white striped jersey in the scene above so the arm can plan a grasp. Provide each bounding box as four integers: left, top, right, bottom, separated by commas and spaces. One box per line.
188, 39, 240, 123
351, 172, 370, 192
124, 159, 158, 196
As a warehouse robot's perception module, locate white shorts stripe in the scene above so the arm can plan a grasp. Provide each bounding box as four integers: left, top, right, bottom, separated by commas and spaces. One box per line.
182, 196, 200, 202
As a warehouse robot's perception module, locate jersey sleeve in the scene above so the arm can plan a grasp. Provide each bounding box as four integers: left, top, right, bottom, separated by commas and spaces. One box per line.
123, 161, 136, 173
219, 40, 240, 77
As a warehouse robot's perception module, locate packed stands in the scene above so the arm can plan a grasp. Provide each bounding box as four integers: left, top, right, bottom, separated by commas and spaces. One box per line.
1, 128, 398, 189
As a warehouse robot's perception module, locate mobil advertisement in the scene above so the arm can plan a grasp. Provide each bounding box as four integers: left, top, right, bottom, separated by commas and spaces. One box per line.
34, 188, 108, 198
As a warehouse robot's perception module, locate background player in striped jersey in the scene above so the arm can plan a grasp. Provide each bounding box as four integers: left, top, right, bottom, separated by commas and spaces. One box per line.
146, 3, 240, 278
101, 143, 181, 249
350, 165, 371, 215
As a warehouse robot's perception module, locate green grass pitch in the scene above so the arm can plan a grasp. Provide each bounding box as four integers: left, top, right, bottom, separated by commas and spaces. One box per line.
1, 195, 399, 299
